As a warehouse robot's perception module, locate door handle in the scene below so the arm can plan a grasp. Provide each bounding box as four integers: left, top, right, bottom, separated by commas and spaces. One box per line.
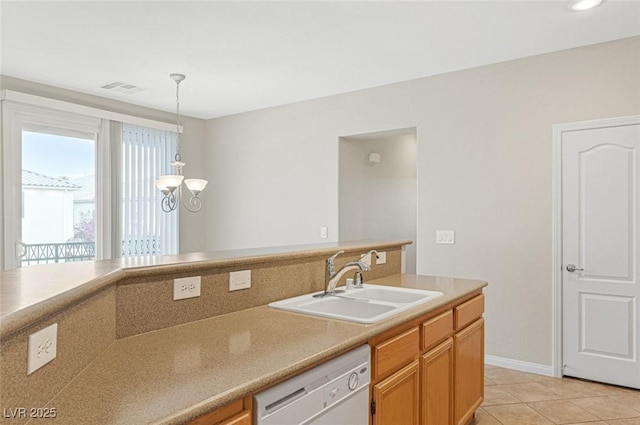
15, 240, 28, 259
566, 264, 584, 273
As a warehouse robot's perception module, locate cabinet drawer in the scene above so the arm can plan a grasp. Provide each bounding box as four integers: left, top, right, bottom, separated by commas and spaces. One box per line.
422, 310, 454, 351
454, 295, 484, 330
189, 397, 251, 425
374, 326, 420, 380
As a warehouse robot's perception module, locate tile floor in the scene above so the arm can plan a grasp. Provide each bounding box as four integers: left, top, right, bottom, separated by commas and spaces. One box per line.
471, 365, 640, 425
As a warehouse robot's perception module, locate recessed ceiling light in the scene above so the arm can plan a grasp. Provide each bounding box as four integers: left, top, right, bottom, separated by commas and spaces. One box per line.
568, 0, 603, 11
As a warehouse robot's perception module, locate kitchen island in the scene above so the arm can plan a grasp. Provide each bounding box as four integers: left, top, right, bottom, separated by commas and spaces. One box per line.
0, 241, 486, 424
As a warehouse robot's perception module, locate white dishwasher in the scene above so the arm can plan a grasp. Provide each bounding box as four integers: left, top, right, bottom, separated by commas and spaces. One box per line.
253, 344, 370, 425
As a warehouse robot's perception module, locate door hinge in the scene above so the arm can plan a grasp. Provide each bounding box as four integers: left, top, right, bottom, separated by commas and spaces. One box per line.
371, 399, 376, 415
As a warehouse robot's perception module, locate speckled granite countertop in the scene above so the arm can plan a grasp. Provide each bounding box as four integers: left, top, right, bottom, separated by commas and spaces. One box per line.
41, 274, 486, 425
1, 240, 410, 339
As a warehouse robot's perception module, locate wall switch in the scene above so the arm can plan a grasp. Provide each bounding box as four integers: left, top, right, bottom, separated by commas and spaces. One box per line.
320, 226, 328, 239
173, 276, 201, 300
377, 251, 387, 264
230, 270, 251, 291
436, 230, 455, 244
27, 323, 57, 375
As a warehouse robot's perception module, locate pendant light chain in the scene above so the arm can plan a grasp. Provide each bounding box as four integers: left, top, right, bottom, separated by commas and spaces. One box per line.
175, 77, 181, 162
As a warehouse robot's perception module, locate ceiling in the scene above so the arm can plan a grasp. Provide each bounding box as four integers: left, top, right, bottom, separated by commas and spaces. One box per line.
2, 1, 639, 119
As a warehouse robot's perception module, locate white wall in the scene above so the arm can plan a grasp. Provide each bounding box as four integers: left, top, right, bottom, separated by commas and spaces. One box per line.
0, 76, 208, 253
339, 133, 417, 273
205, 37, 640, 366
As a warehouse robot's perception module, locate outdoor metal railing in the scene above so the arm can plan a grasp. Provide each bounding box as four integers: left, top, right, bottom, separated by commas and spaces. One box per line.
21, 238, 162, 265
21, 242, 96, 265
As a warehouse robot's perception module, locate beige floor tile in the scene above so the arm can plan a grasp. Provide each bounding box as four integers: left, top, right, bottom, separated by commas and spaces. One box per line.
570, 396, 640, 420
575, 379, 629, 397
500, 382, 563, 402
520, 372, 555, 383
483, 366, 639, 424
484, 404, 554, 425
485, 368, 542, 384
610, 392, 640, 412
485, 376, 497, 386
542, 378, 617, 399
483, 386, 522, 406
527, 399, 599, 424
561, 422, 606, 425
469, 408, 502, 425
607, 418, 640, 425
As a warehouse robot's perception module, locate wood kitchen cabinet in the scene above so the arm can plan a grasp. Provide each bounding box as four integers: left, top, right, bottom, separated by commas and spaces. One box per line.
421, 338, 454, 425
453, 295, 485, 425
454, 318, 484, 425
189, 397, 252, 425
373, 360, 420, 425
421, 309, 454, 425
370, 292, 484, 425
370, 326, 420, 425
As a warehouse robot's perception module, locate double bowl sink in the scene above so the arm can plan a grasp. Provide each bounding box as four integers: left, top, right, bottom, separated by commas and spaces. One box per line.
269, 285, 443, 324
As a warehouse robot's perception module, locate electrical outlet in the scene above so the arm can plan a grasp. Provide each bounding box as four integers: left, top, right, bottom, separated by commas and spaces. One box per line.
173, 276, 201, 300
27, 323, 57, 375
436, 230, 455, 244
230, 270, 251, 291
320, 226, 328, 239
377, 251, 387, 264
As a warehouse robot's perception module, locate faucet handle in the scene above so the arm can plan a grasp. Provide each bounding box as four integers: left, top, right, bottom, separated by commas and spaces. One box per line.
359, 250, 380, 265
326, 250, 344, 277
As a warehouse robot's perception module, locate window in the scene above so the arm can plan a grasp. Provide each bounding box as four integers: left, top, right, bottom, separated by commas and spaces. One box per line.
121, 124, 178, 256
21, 127, 97, 265
2, 92, 180, 270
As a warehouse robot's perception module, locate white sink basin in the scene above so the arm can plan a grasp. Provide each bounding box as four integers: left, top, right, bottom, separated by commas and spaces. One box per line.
269, 284, 443, 324
345, 286, 437, 304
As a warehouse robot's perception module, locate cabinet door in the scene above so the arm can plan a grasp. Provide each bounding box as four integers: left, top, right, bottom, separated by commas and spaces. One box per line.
373, 360, 420, 425
454, 318, 484, 425
220, 411, 251, 425
421, 338, 454, 425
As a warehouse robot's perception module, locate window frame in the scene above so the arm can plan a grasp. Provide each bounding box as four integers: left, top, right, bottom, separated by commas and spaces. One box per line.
1, 91, 179, 270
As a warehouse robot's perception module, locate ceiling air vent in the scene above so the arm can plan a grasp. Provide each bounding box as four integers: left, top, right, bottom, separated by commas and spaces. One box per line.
100, 81, 145, 95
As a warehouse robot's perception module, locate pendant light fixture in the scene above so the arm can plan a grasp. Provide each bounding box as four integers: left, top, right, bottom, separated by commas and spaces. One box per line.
155, 73, 207, 213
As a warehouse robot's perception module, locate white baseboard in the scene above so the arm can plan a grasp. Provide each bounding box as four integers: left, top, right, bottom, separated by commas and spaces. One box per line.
485, 355, 555, 377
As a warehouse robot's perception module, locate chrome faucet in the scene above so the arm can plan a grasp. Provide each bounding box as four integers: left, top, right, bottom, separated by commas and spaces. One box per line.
315, 250, 379, 297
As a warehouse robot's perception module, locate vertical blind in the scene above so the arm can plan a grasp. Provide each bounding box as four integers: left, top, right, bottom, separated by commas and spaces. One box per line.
121, 123, 178, 256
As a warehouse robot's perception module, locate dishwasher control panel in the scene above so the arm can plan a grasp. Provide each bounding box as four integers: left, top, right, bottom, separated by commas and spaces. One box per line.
254, 345, 370, 425
322, 365, 368, 408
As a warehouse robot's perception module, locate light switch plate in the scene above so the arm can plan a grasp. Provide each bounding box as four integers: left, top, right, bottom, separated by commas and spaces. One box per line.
377, 251, 387, 264
436, 230, 455, 244
230, 270, 251, 291
27, 323, 57, 375
173, 276, 201, 300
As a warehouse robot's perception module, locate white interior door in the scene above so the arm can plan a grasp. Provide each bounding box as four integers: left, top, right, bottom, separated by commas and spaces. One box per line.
562, 120, 640, 389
